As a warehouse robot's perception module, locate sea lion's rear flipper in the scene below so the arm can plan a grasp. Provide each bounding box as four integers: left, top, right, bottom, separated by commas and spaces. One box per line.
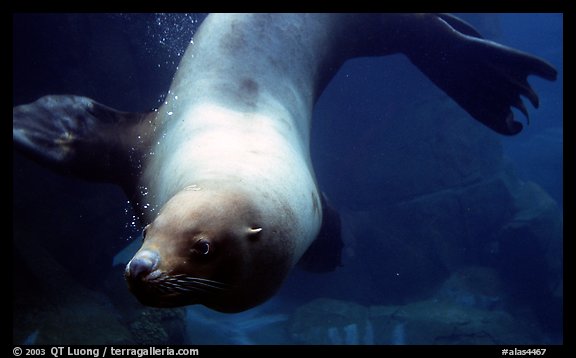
402, 13, 557, 135
13, 95, 153, 188
298, 193, 343, 273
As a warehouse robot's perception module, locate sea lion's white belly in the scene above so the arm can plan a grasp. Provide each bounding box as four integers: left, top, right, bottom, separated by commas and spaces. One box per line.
144, 101, 321, 264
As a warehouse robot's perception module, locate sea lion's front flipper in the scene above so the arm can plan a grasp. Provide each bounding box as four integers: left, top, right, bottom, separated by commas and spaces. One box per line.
13, 95, 154, 187
401, 14, 557, 135
298, 193, 343, 273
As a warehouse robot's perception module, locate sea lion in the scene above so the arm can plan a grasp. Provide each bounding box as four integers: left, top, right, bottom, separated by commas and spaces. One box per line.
12, 14, 556, 313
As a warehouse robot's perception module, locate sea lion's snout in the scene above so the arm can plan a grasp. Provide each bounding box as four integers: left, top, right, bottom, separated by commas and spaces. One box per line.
125, 249, 160, 280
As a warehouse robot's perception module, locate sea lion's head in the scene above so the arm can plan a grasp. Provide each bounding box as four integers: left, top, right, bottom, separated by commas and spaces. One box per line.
124, 184, 296, 313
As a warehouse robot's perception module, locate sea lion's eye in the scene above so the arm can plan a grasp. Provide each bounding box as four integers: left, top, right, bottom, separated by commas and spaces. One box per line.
194, 239, 211, 255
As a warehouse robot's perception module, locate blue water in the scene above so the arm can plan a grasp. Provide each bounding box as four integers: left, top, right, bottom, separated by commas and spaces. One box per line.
12, 14, 563, 345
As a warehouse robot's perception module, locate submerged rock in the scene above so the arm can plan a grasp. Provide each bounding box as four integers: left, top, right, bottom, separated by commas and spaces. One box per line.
13, 228, 185, 345
12, 234, 134, 345
129, 308, 186, 345
289, 295, 543, 345
289, 298, 372, 344
333, 163, 562, 335
434, 266, 506, 311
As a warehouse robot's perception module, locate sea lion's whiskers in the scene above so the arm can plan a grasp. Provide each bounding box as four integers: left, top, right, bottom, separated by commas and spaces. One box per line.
170, 275, 232, 290
150, 274, 231, 295
150, 282, 172, 294
153, 279, 211, 295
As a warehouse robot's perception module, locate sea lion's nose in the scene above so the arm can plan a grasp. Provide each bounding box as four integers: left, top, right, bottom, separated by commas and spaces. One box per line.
126, 250, 160, 279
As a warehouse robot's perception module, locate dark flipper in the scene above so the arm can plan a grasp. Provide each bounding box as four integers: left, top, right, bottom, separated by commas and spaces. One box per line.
298, 193, 343, 273
13, 95, 153, 187
403, 14, 557, 135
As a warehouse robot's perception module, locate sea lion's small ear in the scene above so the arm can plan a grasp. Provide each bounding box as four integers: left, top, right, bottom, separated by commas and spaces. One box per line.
13, 94, 156, 190
246, 227, 263, 241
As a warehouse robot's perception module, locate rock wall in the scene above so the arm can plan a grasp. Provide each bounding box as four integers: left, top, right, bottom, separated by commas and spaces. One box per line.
306, 53, 562, 340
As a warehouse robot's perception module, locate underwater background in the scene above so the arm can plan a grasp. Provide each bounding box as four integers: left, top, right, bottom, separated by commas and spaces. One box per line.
12, 13, 563, 345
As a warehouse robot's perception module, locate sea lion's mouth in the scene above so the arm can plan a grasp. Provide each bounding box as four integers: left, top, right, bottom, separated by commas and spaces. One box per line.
124, 249, 234, 307
126, 270, 234, 308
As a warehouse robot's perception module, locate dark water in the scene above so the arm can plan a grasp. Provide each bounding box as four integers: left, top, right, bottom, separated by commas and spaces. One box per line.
12, 14, 563, 346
